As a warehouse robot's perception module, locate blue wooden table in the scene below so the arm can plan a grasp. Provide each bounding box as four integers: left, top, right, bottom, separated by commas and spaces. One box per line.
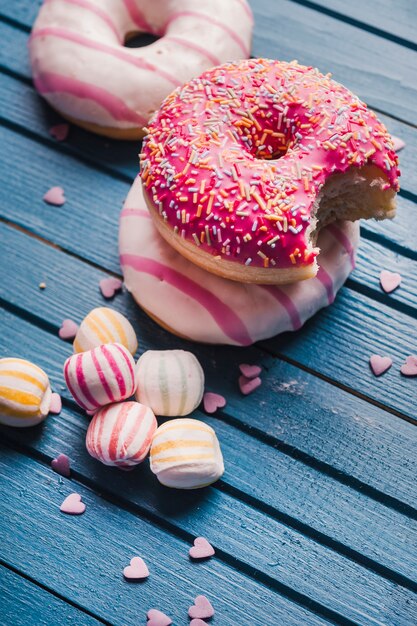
1, 1, 416, 624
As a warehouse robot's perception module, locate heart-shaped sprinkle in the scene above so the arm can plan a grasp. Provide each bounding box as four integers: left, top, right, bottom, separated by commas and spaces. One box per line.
123, 557, 149, 580
49, 123, 69, 141
99, 277, 123, 299
400, 355, 417, 377
146, 609, 172, 626
391, 136, 405, 152
239, 375, 262, 395
379, 270, 401, 293
239, 363, 262, 379
188, 596, 214, 620
189, 537, 215, 559
59, 319, 79, 340
49, 392, 62, 414
203, 392, 226, 414
369, 355, 393, 377
43, 186, 66, 206
51, 453, 70, 477
60, 493, 85, 515
190, 620, 210, 626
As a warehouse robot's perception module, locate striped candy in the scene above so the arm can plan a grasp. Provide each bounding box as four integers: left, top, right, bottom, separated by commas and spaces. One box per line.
86, 401, 157, 469
64, 343, 136, 411
135, 350, 204, 417
73, 307, 138, 355
150, 418, 224, 489
0, 358, 52, 427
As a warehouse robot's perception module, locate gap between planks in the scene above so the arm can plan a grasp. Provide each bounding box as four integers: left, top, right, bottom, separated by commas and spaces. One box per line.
1, 440, 361, 626
1, 217, 416, 429
3, 432, 416, 610
1, 293, 417, 524
0, 560, 112, 626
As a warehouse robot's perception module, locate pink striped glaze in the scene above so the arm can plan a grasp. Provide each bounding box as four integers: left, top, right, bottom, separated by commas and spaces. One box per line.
86, 401, 157, 469
34, 72, 145, 125
119, 176, 360, 345
120, 254, 253, 346
167, 11, 250, 56
64, 343, 136, 411
29, 0, 253, 136
31, 28, 181, 87
163, 36, 221, 67
122, 0, 155, 34
44, 0, 122, 42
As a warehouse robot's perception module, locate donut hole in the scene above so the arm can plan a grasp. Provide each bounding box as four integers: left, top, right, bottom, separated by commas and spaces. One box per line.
124, 32, 160, 48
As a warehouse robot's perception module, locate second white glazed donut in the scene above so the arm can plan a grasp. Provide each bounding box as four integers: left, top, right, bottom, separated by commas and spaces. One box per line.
119, 176, 359, 346
29, 0, 253, 139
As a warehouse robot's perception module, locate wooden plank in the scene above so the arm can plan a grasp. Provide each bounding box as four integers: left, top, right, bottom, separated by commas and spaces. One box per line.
1, 447, 335, 626
3, 390, 417, 590
314, 0, 417, 47
2, 221, 417, 510
0, 566, 104, 626
2, 434, 416, 625
2, 0, 416, 125
2, 285, 417, 587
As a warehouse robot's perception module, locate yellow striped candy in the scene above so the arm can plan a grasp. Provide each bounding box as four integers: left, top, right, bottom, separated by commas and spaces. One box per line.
150, 418, 224, 489
0, 358, 52, 427
73, 307, 138, 355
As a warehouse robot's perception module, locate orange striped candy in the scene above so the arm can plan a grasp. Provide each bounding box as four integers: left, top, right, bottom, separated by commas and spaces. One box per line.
73, 307, 138, 355
0, 358, 52, 427
150, 418, 224, 489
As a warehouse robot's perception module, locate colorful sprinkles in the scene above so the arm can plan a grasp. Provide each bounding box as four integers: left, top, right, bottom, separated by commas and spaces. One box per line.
141, 59, 399, 270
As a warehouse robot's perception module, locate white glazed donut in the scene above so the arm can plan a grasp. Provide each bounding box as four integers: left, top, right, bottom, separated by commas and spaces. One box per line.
29, 0, 253, 139
150, 418, 224, 489
135, 350, 204, 416
119, 176, 359, 346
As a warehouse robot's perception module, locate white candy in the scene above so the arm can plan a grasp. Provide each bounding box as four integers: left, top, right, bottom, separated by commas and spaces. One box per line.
0, 358, 51, 427
150, 418, 224, 489
135, 350, 204, 416
73, 307, 138, 355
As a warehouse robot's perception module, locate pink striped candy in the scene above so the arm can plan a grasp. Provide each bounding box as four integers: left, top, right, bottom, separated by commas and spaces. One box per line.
64, 343, 135, 411
86, 401, 157, 469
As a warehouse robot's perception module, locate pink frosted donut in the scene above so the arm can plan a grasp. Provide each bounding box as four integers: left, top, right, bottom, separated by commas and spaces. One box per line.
86, 401, 157, 469
119, 176, 359, 346
141, 58, 399, 283
29, 0, 253, 139
64, 343, 136, 411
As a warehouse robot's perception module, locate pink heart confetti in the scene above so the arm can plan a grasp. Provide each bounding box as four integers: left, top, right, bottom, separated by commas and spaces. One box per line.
189, 537, 215, 559
391, 136, 405, 152
379, 270, 401, 293
99, 277, 123, 299
60, 493, 85, 515
51, 453, 70, 477
239, 375, 262, 395
188, 596, 214, 620
190, 620, 210, 626
43, 186, 66, 206
400, 355, 417, 377
58, 319, 79, 340
146, 609, 172, 626
123, 557, 149, 580
239, 363, 262, 379
369, 355, 392, 377
49, 392, 62, 415
49, 123, 69, 141
203, 392, 226, 414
